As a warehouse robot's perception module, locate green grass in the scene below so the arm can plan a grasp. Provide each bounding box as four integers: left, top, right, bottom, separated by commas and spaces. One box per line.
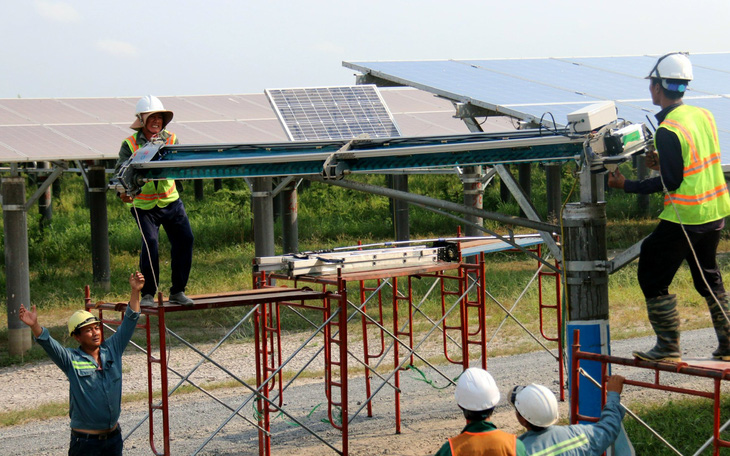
624, 395, 730, 455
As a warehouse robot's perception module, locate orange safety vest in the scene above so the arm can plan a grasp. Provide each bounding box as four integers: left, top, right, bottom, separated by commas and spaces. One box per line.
449, 429, 518, 456
123, 131, 180, 210
657, 105, 730, 224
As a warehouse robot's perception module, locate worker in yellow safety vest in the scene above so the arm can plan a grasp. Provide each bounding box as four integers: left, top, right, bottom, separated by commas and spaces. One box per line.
114, 95, 195, 307
609, 53, 730, 362
434, 368, 527, 456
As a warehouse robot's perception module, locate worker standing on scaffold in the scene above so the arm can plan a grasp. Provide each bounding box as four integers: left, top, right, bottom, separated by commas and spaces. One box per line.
434, 368, 527, 455
609, 52, 730, 362
114, 95, 195, 307
17, 272, 144, 456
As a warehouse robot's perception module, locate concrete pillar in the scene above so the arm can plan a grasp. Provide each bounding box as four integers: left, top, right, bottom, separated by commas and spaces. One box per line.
37, 161, 52, 224
214, 179, 223, 192
462, 166, 483, 237
88, 165, 111, 290
563, 202, 610, 421
392, 175, 410, 241
252, 177, 275, 257
3, 177, 32, 355
280, 181, 299, 254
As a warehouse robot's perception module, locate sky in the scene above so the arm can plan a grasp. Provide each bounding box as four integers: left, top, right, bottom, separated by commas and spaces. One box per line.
2, 0, 730, 99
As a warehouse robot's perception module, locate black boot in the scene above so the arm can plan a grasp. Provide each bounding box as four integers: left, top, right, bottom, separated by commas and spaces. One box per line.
633, 295, 681, 363
706, 293, 730, 361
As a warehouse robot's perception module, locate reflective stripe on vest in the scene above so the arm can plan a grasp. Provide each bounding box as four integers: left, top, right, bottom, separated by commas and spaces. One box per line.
124, 131, 179, 209
657, 105, 730, 224
529, 434, 589, 456
448, 429, 517, 456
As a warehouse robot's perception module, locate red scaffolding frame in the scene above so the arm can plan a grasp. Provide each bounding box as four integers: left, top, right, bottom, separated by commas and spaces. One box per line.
84, 240, 561, 456
570, 329, 730, 455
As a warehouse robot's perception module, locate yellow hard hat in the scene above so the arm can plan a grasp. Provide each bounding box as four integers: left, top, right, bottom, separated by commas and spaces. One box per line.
67, 310, 100, 336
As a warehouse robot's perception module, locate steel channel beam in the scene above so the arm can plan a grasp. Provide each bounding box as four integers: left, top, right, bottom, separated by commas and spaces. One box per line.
308, 175, 558, 234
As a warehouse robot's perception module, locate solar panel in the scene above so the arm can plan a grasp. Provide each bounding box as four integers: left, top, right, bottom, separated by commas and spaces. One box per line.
265, 85, 401, 141
343, 54, 730, 166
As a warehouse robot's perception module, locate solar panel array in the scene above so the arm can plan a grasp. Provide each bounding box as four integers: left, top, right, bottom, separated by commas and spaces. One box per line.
0, 89, 472, 163
343, 53, 730, 166
265, 85, 401, 141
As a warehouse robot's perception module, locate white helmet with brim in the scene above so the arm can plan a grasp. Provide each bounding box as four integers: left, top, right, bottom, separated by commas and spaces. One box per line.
130, 95, 174, 130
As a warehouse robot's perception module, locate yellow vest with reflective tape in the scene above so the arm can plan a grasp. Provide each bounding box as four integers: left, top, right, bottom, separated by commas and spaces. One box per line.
124, 131, 180, 210
657, 105, 730, 224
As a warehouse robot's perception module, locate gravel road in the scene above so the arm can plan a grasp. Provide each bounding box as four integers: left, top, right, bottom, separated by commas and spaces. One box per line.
1, 327, 726, 456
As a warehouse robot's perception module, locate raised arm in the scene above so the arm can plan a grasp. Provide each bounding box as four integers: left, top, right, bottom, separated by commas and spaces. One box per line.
128, 271, 144, 313
18, 304, 43, 338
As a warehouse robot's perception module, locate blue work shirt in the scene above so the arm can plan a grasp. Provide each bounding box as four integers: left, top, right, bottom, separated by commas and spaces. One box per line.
518, 391, 626, 456
35, 306, 140, 430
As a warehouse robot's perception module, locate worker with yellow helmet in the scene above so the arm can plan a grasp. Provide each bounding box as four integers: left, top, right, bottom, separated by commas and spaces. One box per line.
18, 272, 144, 456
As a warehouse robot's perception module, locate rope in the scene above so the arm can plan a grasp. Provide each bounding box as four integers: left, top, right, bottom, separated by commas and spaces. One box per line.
131, 204, 160, 295
252, 402, 342, 426
407, 364, 461, 390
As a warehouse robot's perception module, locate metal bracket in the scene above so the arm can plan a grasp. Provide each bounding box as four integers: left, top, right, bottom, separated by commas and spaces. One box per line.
565, 260, 609, 272
322, 138, 360, 180
251, 191, 272, 198
24, 162, 67, 210
2, 204, 25, 212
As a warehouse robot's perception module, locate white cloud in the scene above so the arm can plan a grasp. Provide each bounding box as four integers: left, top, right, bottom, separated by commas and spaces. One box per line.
96, 40, 138, 58
34, 1, 80, 23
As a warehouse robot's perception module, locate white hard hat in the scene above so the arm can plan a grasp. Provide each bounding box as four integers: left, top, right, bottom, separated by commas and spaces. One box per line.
646, 52, 693, 92
130, 95, 174, 130
510, 383, 559, 427
455, 368, 500, 411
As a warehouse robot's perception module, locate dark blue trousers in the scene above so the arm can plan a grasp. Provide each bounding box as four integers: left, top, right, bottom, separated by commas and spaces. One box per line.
68, 426, 123, 456
638, 220, 725, 300
131, 199, 194, 297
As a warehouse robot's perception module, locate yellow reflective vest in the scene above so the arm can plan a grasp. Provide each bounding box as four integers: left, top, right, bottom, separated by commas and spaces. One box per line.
123, 131, 180, 210
658, 105, 730, 224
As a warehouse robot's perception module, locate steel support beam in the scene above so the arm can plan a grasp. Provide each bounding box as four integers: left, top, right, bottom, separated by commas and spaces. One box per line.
308, 176, 558, 234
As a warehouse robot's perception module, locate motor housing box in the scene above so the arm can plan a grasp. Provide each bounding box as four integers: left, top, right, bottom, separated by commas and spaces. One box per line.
567, 101, 617, 133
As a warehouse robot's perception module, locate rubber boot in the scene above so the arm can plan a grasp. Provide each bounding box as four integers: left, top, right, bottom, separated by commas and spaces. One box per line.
633, 294, 682, 362
706, 293, 730, 361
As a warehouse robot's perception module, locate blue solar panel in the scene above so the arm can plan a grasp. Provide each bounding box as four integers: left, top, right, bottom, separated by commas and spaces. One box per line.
344, 54, 730, 166
265, 85, 401, 141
